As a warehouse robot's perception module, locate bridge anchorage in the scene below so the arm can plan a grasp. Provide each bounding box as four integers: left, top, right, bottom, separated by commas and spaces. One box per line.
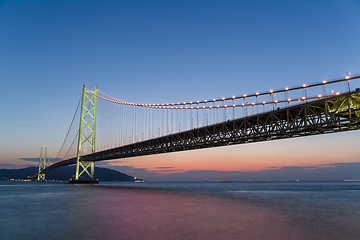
39, 74, 360, 183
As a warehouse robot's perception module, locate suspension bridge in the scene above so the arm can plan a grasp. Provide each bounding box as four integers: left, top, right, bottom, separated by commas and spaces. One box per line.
37, 74, 360, 183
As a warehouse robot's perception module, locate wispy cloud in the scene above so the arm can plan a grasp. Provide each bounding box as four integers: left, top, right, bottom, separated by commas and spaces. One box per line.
0, 164, 16, 167
95, 161, 121, 166
19, 157, 62, 162
157, 169, 185, 172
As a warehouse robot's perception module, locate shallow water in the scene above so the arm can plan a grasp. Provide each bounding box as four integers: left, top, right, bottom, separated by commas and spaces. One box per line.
0, 181, 359, 240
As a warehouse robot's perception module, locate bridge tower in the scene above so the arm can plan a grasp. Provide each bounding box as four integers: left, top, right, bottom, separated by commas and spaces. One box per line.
37, 147, 47, 181
71, 85, 98, 183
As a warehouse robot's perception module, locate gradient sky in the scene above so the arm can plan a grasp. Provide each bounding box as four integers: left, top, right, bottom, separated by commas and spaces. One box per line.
1, 0, 360, 181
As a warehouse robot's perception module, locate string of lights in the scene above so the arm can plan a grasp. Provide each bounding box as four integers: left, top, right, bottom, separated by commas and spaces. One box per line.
91, 74, 359, 109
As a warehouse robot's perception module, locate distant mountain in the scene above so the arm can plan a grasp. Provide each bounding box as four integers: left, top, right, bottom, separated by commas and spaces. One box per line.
0, 166, 141, 181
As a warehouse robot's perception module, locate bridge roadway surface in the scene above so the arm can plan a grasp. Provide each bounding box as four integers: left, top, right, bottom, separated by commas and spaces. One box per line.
44, 90, 360, 173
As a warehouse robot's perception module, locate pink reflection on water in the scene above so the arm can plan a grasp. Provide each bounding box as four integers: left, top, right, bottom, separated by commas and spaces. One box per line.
77, 187, 304, 240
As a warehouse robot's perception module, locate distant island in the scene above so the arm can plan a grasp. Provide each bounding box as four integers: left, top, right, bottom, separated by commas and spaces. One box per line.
0, 166, 142, 182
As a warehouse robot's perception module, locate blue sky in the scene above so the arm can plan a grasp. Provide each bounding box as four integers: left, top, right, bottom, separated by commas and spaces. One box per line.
1, 0, 360, 181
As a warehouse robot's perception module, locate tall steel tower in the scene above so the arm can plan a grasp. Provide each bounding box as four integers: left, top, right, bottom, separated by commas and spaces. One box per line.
37, 147, 47, 181
70, 85, 98, 183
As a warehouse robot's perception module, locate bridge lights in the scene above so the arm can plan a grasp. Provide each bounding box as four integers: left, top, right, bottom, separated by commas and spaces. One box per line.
322, 80, 327, 84
256, 92, 259, 95
318, 95, 322, 98
345, 72, 351, 79
232, 96, 236, 99
243, 94, 247, 97
303, 84, 308, 100
345, 72, 351, 91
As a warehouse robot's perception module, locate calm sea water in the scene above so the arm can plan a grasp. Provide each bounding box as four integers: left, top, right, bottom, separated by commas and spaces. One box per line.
0, 181, 359, 240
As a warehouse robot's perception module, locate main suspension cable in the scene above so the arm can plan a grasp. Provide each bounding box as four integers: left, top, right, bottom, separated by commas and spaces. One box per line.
55, 97, 81, 161
63, 131, 79, 160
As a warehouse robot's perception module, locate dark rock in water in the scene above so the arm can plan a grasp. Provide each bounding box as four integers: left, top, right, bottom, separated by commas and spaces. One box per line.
0, 166, 140, 182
